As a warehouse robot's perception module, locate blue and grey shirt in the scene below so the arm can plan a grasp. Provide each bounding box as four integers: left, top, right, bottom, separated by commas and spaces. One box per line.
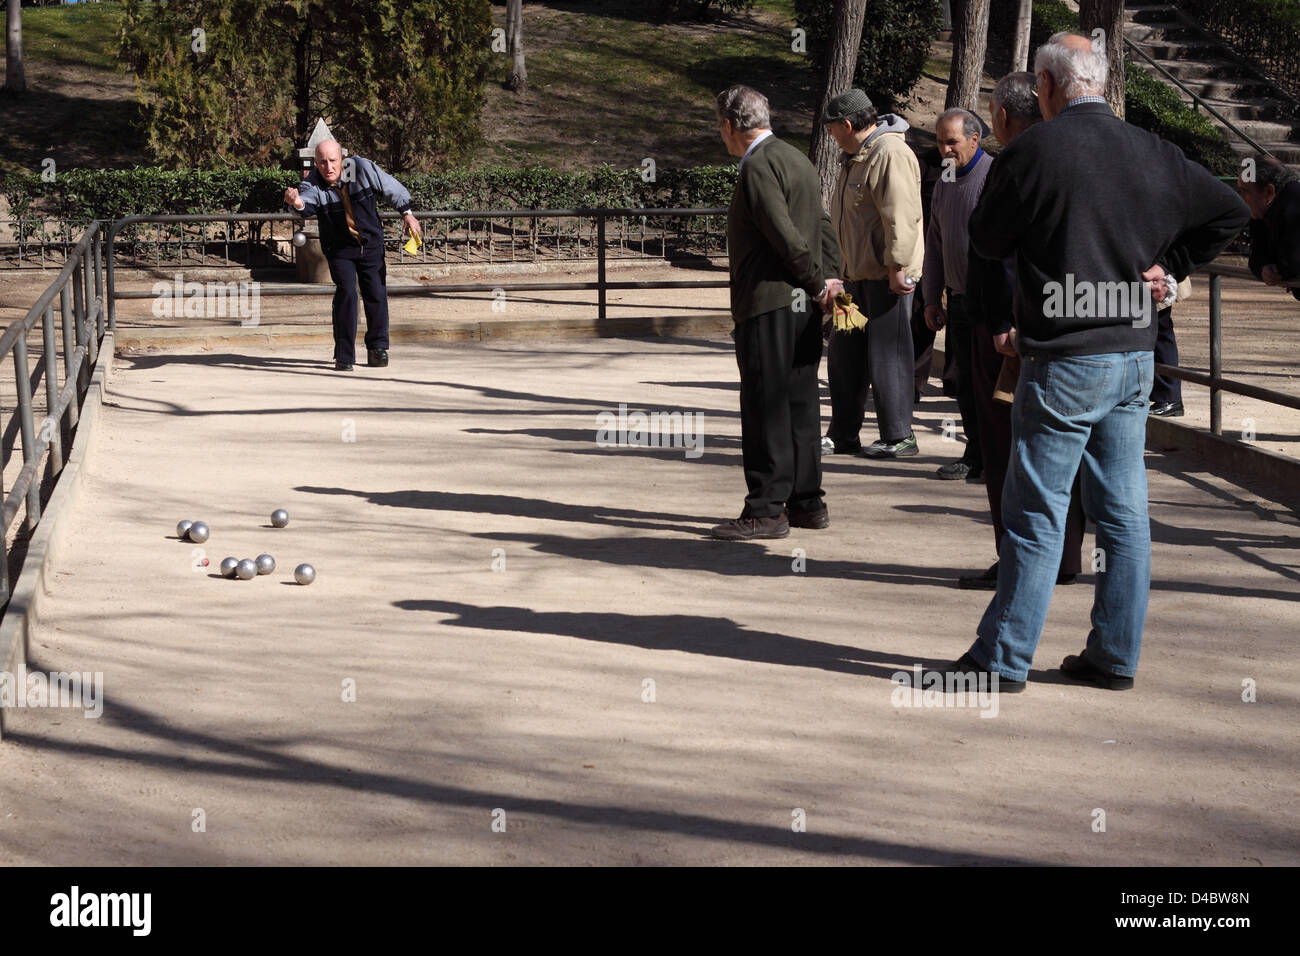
292, 156, 413, 255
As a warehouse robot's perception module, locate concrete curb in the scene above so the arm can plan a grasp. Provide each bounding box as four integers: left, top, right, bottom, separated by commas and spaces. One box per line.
1147, 416, 1300, 507
0, 333, 114, 739
113, 313, 735, 351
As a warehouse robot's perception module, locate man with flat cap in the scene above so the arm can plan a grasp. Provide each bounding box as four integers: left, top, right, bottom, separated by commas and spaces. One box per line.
820, 89, 925, 461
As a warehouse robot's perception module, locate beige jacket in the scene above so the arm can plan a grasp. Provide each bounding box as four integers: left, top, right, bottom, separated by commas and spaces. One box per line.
829, 115, 925, 282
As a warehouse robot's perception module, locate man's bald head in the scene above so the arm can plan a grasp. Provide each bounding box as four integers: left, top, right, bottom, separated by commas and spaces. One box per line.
1034, 31, 1108, 120
313, 139, 345, 186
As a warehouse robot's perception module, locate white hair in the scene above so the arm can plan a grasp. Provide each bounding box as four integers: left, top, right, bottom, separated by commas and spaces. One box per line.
1034, 31, 1108, 99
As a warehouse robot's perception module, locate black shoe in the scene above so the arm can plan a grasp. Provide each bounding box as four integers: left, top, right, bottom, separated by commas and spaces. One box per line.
958, 562, 999, 590
947, 652, 1026, 693
367, 349, 389, 368
1056, 571, 1077, 585
965, 468, 984, 484
709, 513, 789, 541
334, 361, 354, 371
787, 503, 829, 529
1060, 652, 1134, 690
1150, 400, 1184, 417
936, 460, 972, 480
820, 436, 862, 456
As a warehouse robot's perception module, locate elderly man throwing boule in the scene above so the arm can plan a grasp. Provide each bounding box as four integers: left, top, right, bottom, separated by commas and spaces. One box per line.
284, 139, 421, 371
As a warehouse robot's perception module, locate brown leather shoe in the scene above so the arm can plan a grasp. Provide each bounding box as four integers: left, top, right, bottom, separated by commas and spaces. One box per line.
787, 503, 829, 529
709, 513, 789, 541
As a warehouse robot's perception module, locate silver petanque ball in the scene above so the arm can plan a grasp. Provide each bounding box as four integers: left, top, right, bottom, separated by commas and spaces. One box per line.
220, 557, 239, 578
177, 519, 193, 539
293, 563, 316, 586
292, 230, 308, 248
235, 558, 257, 581
271, 509, 289, 528
188, 521, 210, 543
256, 553, 276, 575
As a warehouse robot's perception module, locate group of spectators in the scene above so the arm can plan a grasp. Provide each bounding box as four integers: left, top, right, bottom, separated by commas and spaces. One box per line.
710, 30, 1288, 692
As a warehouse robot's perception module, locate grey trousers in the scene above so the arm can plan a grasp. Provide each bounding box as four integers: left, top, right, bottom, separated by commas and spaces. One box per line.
826, 278, 916, 444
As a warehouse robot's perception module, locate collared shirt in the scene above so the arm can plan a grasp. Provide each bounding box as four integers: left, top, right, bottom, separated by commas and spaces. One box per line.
1066, 94, 1108, 108
738, 129, 773, 171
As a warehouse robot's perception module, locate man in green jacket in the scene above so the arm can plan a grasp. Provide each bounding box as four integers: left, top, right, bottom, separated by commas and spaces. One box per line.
711, 85, 843, 541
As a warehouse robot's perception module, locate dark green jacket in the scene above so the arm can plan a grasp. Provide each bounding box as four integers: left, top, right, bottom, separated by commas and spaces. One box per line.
728, 134, 841, 323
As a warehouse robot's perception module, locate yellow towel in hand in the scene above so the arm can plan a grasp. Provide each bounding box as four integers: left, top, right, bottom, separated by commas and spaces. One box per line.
831, 292, 868, 332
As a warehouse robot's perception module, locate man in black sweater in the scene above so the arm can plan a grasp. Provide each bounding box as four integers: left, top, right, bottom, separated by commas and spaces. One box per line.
1241, 157, 1300, 302
712, 85, 842, 541
954, 33, 1249, 692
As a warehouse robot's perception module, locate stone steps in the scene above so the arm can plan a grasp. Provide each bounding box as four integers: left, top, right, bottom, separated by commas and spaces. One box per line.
1122, 1, 1300, 164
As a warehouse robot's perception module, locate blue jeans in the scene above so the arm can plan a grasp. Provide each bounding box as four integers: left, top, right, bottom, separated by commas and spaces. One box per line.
967, 350, 1154, 682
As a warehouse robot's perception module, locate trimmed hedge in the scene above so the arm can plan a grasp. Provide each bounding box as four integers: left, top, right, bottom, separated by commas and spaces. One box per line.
2, 165, 739, 223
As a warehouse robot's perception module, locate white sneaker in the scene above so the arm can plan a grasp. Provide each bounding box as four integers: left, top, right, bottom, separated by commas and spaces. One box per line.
820, 436, 836, 456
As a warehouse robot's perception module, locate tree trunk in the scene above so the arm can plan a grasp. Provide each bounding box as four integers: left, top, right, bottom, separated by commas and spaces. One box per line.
809, 0, 867, 207
1079, 0, 1126, 119
5, 0, 25, 94
1010, 0, 1033, 72
294, 21, 312, 145
945, 0, 990, 112
505, 0, 527, 93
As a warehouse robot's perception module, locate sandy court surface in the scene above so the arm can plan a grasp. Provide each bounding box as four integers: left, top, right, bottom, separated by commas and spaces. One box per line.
0, 335, 1294, 865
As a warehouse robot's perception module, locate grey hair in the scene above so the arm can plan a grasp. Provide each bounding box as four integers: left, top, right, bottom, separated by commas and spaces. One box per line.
1034, 31, 1108, 99
992, 71, 1041, 123
938, 108, 982, 138
716, 85, 771, 132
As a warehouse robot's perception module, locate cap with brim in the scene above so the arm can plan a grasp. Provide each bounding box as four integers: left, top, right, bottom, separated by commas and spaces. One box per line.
822, 89, 874, 125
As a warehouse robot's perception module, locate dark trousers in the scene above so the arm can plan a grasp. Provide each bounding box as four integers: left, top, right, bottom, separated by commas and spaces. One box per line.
327, 243, 390, 364
1151, 305, 1182, 405
736, 304, 823, 519
947, 293, 981, 471
971, 324, 1086, 575
911, 286, 935, 395
826, 278, 915, 445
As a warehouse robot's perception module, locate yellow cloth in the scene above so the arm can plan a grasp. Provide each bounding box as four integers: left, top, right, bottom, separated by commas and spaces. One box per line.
403, 232, 422, 255
831, 292, 868, 332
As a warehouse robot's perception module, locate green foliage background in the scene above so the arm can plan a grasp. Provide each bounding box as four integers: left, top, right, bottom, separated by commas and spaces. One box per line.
792, 0, 944, 112
115, 0, 493, 172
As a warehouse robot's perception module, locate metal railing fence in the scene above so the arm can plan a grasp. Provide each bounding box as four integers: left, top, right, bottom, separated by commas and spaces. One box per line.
1157, 263, 1300, 436
0, 222, 105, 608
104, 208, 730, 327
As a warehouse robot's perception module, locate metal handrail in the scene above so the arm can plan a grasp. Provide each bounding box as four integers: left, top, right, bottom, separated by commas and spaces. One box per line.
1157, 262, 1300, 438
1123, 36, 1275, 159
105, 208, 731, 326
1, 222, 105, 609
